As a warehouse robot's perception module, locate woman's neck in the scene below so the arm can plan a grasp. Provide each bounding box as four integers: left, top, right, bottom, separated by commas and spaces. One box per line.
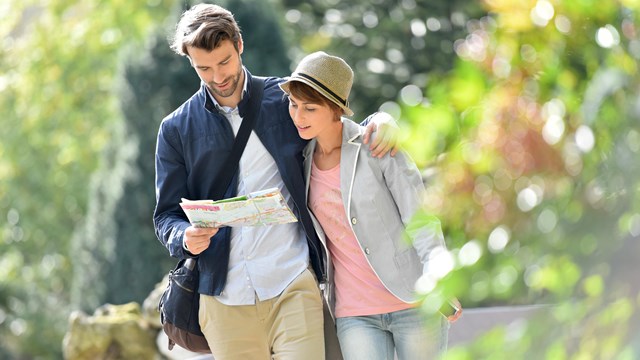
315, 121, 343, 156
313, 120, 343, 171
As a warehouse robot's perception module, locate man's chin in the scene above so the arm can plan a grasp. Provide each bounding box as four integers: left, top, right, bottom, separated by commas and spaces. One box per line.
209, 88, 234, 98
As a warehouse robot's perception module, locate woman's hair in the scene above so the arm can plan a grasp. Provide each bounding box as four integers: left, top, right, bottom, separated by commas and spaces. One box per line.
287, 81, 343, 118
170, 4, 242, 57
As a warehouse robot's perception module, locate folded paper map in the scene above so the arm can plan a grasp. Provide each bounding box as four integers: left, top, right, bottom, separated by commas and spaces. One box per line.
180, 187, 297, 228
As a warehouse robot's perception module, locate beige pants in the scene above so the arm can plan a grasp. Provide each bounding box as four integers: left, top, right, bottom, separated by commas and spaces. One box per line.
199, 268, 325, 360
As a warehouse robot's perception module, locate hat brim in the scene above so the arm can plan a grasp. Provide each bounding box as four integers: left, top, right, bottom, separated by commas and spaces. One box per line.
279, 77, 354, 117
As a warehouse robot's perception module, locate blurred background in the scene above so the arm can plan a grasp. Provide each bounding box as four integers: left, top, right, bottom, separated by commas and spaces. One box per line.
1, 0, 639, 358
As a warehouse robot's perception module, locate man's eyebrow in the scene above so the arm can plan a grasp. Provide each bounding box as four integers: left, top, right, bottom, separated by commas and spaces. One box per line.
218, 55, 231, 64
193, 55, 231, 69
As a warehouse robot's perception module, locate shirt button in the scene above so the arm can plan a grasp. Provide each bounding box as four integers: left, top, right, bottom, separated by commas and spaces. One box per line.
364, 248, 370, 255
351, 217, 357, 225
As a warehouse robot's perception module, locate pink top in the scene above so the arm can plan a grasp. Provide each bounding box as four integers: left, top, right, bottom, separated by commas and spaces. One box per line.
308, 160, 412, 318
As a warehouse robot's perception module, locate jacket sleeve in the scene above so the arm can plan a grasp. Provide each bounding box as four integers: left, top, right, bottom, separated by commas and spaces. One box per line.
358, 111, 398, 128
153, 120, 192, 258
378, 151, 446, 275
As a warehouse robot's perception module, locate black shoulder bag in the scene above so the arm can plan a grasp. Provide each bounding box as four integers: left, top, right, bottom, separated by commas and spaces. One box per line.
158, 76, 265, 353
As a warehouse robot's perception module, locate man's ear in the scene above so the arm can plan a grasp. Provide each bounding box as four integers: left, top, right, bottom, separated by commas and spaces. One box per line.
238, 37, 244, 55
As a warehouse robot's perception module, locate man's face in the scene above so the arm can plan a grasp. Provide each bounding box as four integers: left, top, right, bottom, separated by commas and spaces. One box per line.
187, 39, 244, 104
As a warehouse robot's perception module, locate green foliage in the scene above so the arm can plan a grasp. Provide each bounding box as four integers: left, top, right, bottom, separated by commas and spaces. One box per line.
222, 0, 292, 77
401, 0, 640, 357
277, 0, 485, 118
0, 1, 175, 357
69, 23, 199, 313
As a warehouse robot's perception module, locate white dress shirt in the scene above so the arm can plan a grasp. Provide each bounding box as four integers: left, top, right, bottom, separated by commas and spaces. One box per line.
207, 71, 309, 305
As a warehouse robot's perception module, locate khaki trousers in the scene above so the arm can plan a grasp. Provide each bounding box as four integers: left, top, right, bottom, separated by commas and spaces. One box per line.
199, 268, 325, 360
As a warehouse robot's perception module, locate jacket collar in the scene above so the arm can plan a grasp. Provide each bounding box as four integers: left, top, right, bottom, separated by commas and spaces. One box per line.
342, 117, 365, 145
302, 117, 364, 160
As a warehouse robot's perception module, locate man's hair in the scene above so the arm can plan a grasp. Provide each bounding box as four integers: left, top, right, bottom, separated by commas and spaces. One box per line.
169, 4, 242, 57
287, 81, 343, 117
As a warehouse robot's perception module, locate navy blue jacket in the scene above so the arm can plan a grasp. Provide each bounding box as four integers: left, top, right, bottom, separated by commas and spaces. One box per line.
153, 70, 325, 296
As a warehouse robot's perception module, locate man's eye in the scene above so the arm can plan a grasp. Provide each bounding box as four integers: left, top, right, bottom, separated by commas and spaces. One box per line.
305, 107, 316, 112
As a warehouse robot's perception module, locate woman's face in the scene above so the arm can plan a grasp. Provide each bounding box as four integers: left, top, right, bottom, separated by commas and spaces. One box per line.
288, 93, 340, 140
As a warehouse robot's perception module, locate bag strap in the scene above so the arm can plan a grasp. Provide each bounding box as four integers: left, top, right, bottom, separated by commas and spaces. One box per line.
210, 76, 265, 200
185, 76, 265, 267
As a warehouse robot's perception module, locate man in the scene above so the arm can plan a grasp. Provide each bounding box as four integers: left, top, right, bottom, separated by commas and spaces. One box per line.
153, 4, 398, 359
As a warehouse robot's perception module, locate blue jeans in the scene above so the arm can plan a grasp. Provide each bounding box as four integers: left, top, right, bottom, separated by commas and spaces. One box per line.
335, 308, 448, 360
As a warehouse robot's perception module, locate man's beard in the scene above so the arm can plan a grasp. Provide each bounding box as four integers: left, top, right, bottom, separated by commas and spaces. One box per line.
207, 66, 242, 98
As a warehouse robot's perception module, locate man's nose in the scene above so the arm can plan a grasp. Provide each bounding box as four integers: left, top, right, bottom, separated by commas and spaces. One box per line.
212, 71, 226, 84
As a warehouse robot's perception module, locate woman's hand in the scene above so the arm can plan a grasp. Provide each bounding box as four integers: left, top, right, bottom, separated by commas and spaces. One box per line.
446, 298, 463, 323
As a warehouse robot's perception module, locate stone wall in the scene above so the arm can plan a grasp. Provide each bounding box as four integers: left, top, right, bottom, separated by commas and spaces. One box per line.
63, 275, 209, 360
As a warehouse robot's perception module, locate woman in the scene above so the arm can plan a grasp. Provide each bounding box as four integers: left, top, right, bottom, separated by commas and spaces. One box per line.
280, 51, 461, 360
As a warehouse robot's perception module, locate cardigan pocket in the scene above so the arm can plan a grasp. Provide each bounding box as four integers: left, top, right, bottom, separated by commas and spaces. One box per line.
394, 248, 423, 292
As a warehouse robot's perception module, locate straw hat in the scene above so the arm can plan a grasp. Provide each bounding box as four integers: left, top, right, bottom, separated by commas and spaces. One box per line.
280, 51, 354, 116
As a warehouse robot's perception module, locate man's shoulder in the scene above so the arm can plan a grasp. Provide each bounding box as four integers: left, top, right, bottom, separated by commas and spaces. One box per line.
248, 74, 283, 92
255, 76, 288, 110
262, 76, 286, 96
162, 87, 206, 125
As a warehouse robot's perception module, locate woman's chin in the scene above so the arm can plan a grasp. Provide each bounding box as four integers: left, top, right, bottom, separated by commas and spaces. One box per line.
297, 130, 314, 140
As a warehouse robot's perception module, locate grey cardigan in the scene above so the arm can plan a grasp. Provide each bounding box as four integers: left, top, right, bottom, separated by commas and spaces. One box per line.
303, 118, 446, 319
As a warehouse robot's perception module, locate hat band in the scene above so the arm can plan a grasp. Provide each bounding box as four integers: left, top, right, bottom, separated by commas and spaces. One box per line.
296, 72, 347, 106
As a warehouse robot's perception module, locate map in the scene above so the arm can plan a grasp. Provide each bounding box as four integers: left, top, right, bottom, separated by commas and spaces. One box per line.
179, 187, 297, 228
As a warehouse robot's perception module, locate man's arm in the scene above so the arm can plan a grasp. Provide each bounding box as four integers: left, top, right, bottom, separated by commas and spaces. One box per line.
361, 111, 400, 158
153, 122, 197, 258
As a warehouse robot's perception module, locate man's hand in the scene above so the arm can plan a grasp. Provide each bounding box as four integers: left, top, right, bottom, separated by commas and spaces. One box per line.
362, 112, 400, 158
183, 226, 218, 255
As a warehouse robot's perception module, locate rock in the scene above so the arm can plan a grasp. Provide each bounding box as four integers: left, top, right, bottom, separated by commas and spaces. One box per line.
142, 274, 169, 329
62, 302, 158, 360
63, 276, 215, 359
